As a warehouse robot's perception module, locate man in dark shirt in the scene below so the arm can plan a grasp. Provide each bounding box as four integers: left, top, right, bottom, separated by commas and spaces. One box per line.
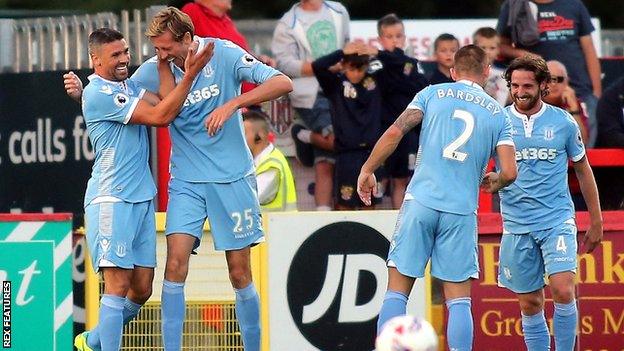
496, 0, 602, 147
312, 42, 382, 209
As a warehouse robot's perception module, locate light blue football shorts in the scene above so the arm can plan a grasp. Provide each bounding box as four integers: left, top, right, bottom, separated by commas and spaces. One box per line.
387, 198, 479, 282
498, 219, 578, 293
85, 199, 156, 272
165, 175, 265, 251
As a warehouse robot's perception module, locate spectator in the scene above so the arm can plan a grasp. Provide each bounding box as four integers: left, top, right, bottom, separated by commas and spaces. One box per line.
544, 60, 589, 144
473, 27, 509, 106
428, 33, 459, 85
373, 14, 429, 209
243, 110, 298, 211
178, 0, 275, 92
272, 0, 351, 211
496, 0, 602, 147
312, 42, 382, 210
596, 76, 624, 148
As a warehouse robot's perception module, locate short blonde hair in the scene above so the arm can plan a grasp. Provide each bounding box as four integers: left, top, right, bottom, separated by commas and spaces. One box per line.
145, 7, 194, 41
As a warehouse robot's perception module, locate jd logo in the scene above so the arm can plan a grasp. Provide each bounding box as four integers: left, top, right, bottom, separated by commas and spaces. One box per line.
287, 222, 389, 351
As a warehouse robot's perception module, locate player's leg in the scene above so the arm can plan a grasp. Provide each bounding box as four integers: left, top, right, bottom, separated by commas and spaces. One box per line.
226, 247, 260, 351
517, 289, 550, 351
161, 234, 196, 350
123, 200, 157, 323
78, 201, 141, 351
99, 268, 133, 351
206, 175, 264, 351
162, 179, 208, 350
442, 280, 473, 351
499, 232, 550, 351
433, 211, 479, 351
542, 221, 578, 351
377, 267, 415, 333
378, 199, 436, 333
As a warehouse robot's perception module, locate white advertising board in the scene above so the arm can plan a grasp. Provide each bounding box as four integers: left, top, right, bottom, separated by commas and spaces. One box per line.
265, 211, 428, 351
350, 18, 601, 60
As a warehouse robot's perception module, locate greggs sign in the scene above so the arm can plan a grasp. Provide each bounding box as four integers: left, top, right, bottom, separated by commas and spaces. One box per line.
471, 212, 624, 351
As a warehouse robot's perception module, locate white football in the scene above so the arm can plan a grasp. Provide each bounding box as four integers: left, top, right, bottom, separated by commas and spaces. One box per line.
375, 315, 439, 351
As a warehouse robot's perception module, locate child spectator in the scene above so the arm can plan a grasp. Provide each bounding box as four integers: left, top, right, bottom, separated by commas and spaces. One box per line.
428, 33, 459, 85
372, 13, 429, 208
473, 27, 509, 106
312, 42, 383, 210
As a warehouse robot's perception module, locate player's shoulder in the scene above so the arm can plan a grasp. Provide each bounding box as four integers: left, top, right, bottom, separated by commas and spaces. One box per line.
83, 75, 120, 98
544, 103, 577, 125
134, 56, 158, 75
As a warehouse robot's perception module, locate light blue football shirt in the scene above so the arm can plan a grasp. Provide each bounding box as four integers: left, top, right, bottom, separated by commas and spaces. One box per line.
81, 75, 157, 206
132, 37, 282, 183
405, 80, 514, 215
497, 103, 585, 233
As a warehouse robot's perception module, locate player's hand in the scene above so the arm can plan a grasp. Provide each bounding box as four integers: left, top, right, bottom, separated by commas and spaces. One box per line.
205, 100, 237, 136
63, 71, 83, 102
357, 170, 377, 206
582, 221, 603, 253
480, 172, 500, 193
184, 40, 214, 79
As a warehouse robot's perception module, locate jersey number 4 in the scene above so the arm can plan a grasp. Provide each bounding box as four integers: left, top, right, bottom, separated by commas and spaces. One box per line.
443, 109, 475, 162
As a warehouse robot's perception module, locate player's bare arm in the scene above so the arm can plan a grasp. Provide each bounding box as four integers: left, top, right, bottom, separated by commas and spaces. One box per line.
394, 108, 424, 135
573, 156, 603, 253
157, 55, 176, 99
205, 74, 292, 136
481, 144, 518, 193
357, 108, 422, 205
130, 41, 213, 127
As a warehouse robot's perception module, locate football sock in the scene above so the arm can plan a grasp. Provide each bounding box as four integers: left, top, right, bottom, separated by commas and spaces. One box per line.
446, 297, 473, 351
377, 290, 408, 335
96, 294, 125, 351
88, 297, 142, 350
235, 282, 261, 351
522, 310, 551, 351
554, 300, 577, 351
162, 280, 186, 351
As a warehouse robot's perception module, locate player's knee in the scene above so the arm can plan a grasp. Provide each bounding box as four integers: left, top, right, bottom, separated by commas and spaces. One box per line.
519, 294, 544, 314
550, 284, 575, 303
228, 266, 252, 289
165, 256, 189, 281
130, 283, 153, 304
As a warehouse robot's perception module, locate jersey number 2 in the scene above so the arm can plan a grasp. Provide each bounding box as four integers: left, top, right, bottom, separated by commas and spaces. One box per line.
443, 109, 475, 162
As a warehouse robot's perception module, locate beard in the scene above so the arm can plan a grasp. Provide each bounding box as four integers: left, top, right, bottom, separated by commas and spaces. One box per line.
513, 90, 542, 112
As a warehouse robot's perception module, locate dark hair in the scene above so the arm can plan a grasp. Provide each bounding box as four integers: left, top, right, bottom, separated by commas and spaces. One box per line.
504, 54, 551, 96
473, 27, 498, 41
454, 44, 488, 75
377, 13, 403, 36
433, 33, 459, 51
243, 109, 270, 131
343, 54, 370, 69
88, 28, 124, 55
